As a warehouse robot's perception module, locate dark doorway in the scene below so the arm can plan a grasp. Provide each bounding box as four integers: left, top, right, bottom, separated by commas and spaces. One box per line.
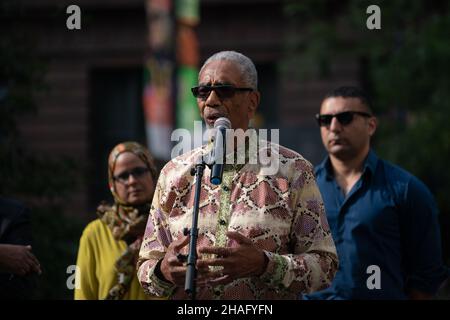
88, 67, 146, 213
255, 62, 279, 129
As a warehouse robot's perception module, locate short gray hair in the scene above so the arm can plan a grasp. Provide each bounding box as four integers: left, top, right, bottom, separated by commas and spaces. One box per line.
199, 51, 258, 90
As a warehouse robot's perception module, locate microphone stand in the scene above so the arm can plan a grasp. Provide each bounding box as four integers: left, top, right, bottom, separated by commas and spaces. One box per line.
185, 122, 227, 300
184, 157, 210, 300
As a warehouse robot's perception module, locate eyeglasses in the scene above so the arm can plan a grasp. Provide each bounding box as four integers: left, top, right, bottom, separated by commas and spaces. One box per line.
191, 84, 253, 100
113, 167, 149, 184
315, 111, 372, 127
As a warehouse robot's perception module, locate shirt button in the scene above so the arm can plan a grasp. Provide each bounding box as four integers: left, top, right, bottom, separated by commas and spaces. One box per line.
219, 219, 227, 226
222, 185, 230, 192
214, 290, 221, 296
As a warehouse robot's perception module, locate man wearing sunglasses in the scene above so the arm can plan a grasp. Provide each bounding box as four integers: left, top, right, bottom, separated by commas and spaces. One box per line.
138, 51, 338, 300
305, 86, 448, 300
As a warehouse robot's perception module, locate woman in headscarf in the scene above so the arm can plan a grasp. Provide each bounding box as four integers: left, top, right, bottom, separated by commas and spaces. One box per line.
75, 142, 158, 300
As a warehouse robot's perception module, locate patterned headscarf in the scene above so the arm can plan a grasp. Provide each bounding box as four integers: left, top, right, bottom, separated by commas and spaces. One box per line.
97, 141, 157, 300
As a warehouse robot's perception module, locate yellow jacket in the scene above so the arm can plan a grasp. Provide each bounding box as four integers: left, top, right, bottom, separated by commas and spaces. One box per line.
74, 219, 150, 300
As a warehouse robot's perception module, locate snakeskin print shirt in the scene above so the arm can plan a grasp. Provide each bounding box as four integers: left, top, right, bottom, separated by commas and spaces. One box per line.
137, 137, 338, 299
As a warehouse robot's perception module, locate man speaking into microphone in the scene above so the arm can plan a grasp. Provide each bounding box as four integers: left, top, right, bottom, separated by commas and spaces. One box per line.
137, 51, 338, 299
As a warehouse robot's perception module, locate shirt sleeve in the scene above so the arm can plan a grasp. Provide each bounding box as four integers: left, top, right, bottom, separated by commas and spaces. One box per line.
74, 224, 99, 300
137, 171, 176, 297
400, 176, 448, 295
259, 160, 339, 294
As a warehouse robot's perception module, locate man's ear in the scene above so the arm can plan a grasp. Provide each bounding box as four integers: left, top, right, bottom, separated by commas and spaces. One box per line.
248, 91, 260, 119
368, 116, 377, 137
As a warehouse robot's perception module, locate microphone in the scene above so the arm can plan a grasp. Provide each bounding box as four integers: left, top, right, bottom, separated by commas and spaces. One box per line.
210, 117, 231, 185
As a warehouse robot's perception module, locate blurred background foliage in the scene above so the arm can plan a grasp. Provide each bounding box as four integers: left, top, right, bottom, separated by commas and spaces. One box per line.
284, 0, 450, 296
0, 4, 84, 299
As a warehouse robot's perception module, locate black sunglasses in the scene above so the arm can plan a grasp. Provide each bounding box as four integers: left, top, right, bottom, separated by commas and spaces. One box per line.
113, 167, 149, 184
191, 84, 253, 100
315, 111, 372, 127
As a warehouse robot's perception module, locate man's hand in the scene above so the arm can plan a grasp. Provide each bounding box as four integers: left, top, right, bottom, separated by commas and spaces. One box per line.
160, 235, 191, 286
196, 231, 267, 286
0, 244, 42, 276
